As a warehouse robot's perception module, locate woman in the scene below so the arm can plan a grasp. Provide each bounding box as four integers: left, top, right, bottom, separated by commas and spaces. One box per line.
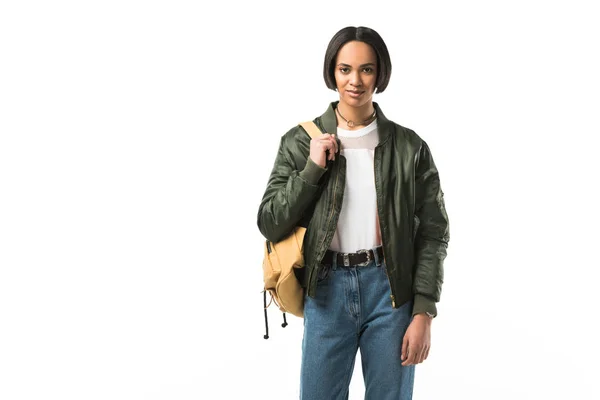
257, 26, 450, 400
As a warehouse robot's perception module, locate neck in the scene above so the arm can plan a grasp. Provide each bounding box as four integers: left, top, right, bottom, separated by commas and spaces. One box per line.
336, 101, 375, 129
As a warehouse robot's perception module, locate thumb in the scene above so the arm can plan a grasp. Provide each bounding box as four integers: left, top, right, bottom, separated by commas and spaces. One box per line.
401, 335, 409, 360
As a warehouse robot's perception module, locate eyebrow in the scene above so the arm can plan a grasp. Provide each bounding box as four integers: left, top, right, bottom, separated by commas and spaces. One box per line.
337, 62, 376, 68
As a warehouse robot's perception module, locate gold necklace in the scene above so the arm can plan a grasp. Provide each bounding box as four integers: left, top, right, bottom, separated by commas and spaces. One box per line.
336, 107, 376, 128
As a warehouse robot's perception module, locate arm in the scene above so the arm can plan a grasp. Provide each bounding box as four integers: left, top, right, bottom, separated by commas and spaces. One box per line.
257, 134, 327, 243
411, 141, 450, 318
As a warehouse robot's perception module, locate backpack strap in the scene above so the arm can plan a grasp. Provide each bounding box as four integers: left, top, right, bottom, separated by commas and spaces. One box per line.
299, 120, 325, 139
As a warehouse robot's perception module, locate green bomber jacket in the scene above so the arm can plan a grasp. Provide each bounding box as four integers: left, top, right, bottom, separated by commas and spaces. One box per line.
257, 101, 450, 317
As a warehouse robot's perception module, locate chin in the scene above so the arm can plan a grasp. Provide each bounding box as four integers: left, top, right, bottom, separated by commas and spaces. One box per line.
344, 95, 371, 108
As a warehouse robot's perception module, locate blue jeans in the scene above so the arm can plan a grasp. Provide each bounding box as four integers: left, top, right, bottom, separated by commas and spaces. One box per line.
300, 249, 415, 400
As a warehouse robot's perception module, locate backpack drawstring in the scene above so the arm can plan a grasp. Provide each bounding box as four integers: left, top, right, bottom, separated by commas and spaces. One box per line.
263, 290, 270, 339
263, 290, 289, 339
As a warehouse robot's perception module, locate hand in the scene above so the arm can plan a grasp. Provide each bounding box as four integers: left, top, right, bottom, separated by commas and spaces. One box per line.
309, 133, 339, 168
401, 314, 432, 366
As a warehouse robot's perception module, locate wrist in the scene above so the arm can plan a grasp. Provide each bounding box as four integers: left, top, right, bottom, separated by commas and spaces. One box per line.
414, 312, 434, 321
300, 157, 327, 184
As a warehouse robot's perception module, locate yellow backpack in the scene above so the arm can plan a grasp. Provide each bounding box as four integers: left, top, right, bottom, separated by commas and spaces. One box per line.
262, 120, 324, 339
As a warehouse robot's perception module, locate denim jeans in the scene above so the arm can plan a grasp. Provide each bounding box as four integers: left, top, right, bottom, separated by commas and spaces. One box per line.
300, 248, 415, 400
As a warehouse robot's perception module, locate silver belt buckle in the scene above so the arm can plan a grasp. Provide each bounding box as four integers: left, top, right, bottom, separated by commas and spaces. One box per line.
356, 249, 371, 266
343, 253, 350, 267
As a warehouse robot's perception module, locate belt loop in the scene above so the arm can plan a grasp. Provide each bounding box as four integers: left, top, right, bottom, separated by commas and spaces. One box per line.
373, 246, 382, 267
331, 250, 338, 270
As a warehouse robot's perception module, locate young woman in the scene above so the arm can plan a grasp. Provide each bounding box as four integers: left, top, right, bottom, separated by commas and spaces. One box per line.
257, 26, 450, 400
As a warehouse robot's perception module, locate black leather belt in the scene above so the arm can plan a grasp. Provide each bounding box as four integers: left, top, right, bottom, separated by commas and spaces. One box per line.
322, 246, 384, 267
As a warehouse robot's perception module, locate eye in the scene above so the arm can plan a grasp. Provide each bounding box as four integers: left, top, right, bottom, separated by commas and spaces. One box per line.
339, 67, 350, 74
363, 67, 374, 74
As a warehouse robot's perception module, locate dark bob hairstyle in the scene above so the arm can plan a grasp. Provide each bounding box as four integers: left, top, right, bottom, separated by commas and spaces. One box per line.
323, 26, 392, 94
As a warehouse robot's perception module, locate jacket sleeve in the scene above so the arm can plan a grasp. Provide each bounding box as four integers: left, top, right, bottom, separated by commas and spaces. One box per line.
412, 141, 450, 317
257, 134, 327, 243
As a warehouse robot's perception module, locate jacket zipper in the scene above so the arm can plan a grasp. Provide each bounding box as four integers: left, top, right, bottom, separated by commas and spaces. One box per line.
314, 157, 342, 290
374, 146, 396, 308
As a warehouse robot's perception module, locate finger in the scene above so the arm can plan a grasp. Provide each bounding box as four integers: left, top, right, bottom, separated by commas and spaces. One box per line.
323, 141, 333, 161
320, 137, 333, 147
416, 347, 426, 364
401, 347, 417, 366
330, 134, 339, 154
317, 140, 331, 153
331, 140, 337, 160
412, 345, 422, 364
313, 136, 330, 148
401, 336, 408, 361
320, 135, 334, 149
423, 346, 430, 361
326, 139, 336, 161
402, 349, 414, 367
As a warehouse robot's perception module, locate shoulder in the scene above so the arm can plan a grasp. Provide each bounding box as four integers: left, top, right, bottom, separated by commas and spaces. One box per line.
280, 122, 312, 149
387, 120, 427, 148
375, 102, 426, 148
282, 123, 310, 140
273, 123, 313, 166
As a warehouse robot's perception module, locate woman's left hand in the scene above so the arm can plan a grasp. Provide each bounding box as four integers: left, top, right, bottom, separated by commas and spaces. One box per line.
400, 314, 432, 366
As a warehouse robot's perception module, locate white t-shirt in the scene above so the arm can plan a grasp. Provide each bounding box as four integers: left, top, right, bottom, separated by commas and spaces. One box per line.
329, 119, 382, 253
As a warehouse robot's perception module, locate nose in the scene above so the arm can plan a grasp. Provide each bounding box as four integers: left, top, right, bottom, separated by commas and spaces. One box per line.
349, 70, 362, 87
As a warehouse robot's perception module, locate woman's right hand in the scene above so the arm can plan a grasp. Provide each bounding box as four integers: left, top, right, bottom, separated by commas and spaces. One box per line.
309, 133, 339, 168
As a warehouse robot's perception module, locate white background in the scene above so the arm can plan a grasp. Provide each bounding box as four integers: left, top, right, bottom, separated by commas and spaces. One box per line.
1, 1, 599, 399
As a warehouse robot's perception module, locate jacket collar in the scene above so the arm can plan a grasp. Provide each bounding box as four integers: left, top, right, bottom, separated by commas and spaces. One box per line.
319, 101, 393, 144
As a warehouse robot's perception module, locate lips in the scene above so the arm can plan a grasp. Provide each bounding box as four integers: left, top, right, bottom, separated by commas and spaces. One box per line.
347, 90, 364, 98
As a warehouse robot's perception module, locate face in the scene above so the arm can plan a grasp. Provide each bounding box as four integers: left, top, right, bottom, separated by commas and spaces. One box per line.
334, 40, 378, 108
